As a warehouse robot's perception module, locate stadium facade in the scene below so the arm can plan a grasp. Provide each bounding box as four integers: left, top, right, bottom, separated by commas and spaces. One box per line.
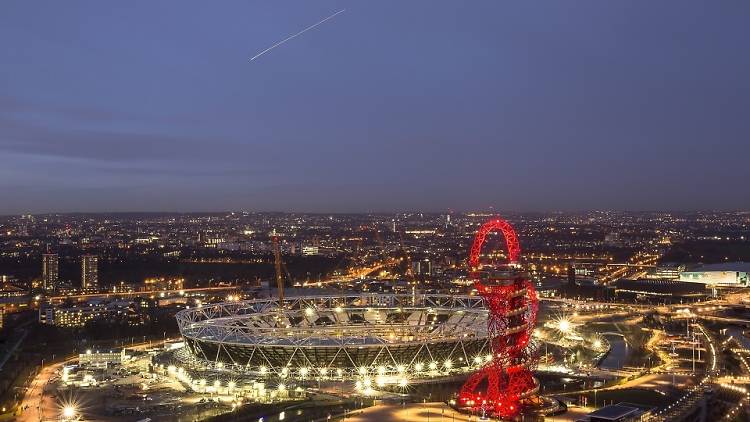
175, 293, 491, 384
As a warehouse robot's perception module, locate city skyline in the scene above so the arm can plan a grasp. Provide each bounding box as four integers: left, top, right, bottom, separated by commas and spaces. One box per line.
2, 0, 749, 214
2, 209, 749, 420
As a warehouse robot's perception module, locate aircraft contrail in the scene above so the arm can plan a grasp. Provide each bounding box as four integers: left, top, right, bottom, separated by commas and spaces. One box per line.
250, 9, 345, 61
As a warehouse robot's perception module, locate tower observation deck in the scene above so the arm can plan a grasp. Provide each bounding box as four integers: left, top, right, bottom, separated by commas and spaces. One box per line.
457, 218, 540, 419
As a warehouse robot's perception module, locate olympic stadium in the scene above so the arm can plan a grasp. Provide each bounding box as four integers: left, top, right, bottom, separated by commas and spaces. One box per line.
174, 293, 493, 385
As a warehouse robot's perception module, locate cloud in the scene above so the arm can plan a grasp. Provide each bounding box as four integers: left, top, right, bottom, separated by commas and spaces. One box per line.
0, 111, 289, 179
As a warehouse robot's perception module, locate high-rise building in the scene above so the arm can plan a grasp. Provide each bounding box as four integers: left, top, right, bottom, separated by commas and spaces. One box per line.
81, 255, 98, 290
567, 262, 577, 286
42, 253, 59, 291
411, 259, 432, 276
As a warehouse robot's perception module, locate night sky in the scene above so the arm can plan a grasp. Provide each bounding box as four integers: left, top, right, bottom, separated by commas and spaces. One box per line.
1, 1, 749, 214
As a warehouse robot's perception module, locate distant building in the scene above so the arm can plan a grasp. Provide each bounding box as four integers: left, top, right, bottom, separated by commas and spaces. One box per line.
79, 349, 125, 367
143, 277, 183, 291
567, 262, 601, 286
40, 300, 141, 327
81, 255, 98, 289
0, 275, 18, 285
412, 259, 432, 276
42, 253, 59, 291
567, 262, 576, 286
301, 246, 320, 256
40, 305, 97, 327
578, 402, 652, 422
0, 284, 26, 298
537, 278, 564, 298
678, 262, 750, 287
604, 232, 622, 247
679, 270, 749, 287
614, 278, 706, 299
651, 263, 686, 279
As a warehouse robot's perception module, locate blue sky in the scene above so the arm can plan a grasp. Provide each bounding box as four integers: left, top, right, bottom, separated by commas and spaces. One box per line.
1, 1, 749, 213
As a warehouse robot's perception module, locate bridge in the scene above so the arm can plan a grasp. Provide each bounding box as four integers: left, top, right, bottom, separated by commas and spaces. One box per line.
48, 285, 239, 303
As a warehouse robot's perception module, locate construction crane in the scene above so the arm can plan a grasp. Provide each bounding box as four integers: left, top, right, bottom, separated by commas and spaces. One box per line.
397, 230, 416, 283
398, 227, 417, 296
271, 235, 285, 303
397, 230, 419, 305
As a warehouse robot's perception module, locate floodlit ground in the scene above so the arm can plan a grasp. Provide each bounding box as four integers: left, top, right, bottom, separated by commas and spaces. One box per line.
16, 344, 240, 422
342, 402, 600, 422
344, 402, 485, 422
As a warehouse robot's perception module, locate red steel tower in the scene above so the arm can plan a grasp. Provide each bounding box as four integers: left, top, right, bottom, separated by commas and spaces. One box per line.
457, 218, 539, 419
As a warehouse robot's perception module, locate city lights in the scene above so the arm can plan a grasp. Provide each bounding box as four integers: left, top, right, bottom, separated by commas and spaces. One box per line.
11, 208, 749, 421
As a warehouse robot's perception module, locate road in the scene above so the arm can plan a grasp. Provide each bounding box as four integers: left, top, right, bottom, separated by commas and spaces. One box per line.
599, 250, 661, 284
344, 401, 594, 422
344, 403, 469, 422
16, 357, 71, 422
304, 258, 397, 286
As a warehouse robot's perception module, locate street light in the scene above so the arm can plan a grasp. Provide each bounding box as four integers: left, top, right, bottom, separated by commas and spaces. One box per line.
62, 405, 76, 419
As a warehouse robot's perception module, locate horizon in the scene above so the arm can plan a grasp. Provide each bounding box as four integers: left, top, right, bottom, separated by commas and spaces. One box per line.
3, 208, 749, 218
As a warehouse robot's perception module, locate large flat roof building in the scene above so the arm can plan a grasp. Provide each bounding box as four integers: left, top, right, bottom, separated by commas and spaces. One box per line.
679, 263, 750, 287
578, 402, 653, 422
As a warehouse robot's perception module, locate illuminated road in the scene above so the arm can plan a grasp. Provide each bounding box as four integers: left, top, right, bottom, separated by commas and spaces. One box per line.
344, 403, 469, 422
342, 402, 506, 422
344, 402, 594, 422
599, 250, 661, 284
17, 356, 74, 422
303, 258, 398, 286
540, 296, 654, 311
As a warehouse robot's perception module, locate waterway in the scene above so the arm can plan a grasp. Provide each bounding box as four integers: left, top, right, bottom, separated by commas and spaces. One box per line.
599, 334, 628, 370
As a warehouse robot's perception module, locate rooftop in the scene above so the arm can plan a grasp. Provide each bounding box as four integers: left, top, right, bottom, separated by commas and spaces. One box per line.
695, 262, 750, 272
586, 403, 640, 420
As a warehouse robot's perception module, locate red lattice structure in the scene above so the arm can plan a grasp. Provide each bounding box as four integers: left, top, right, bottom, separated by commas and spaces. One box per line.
457, 218, 539, 419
